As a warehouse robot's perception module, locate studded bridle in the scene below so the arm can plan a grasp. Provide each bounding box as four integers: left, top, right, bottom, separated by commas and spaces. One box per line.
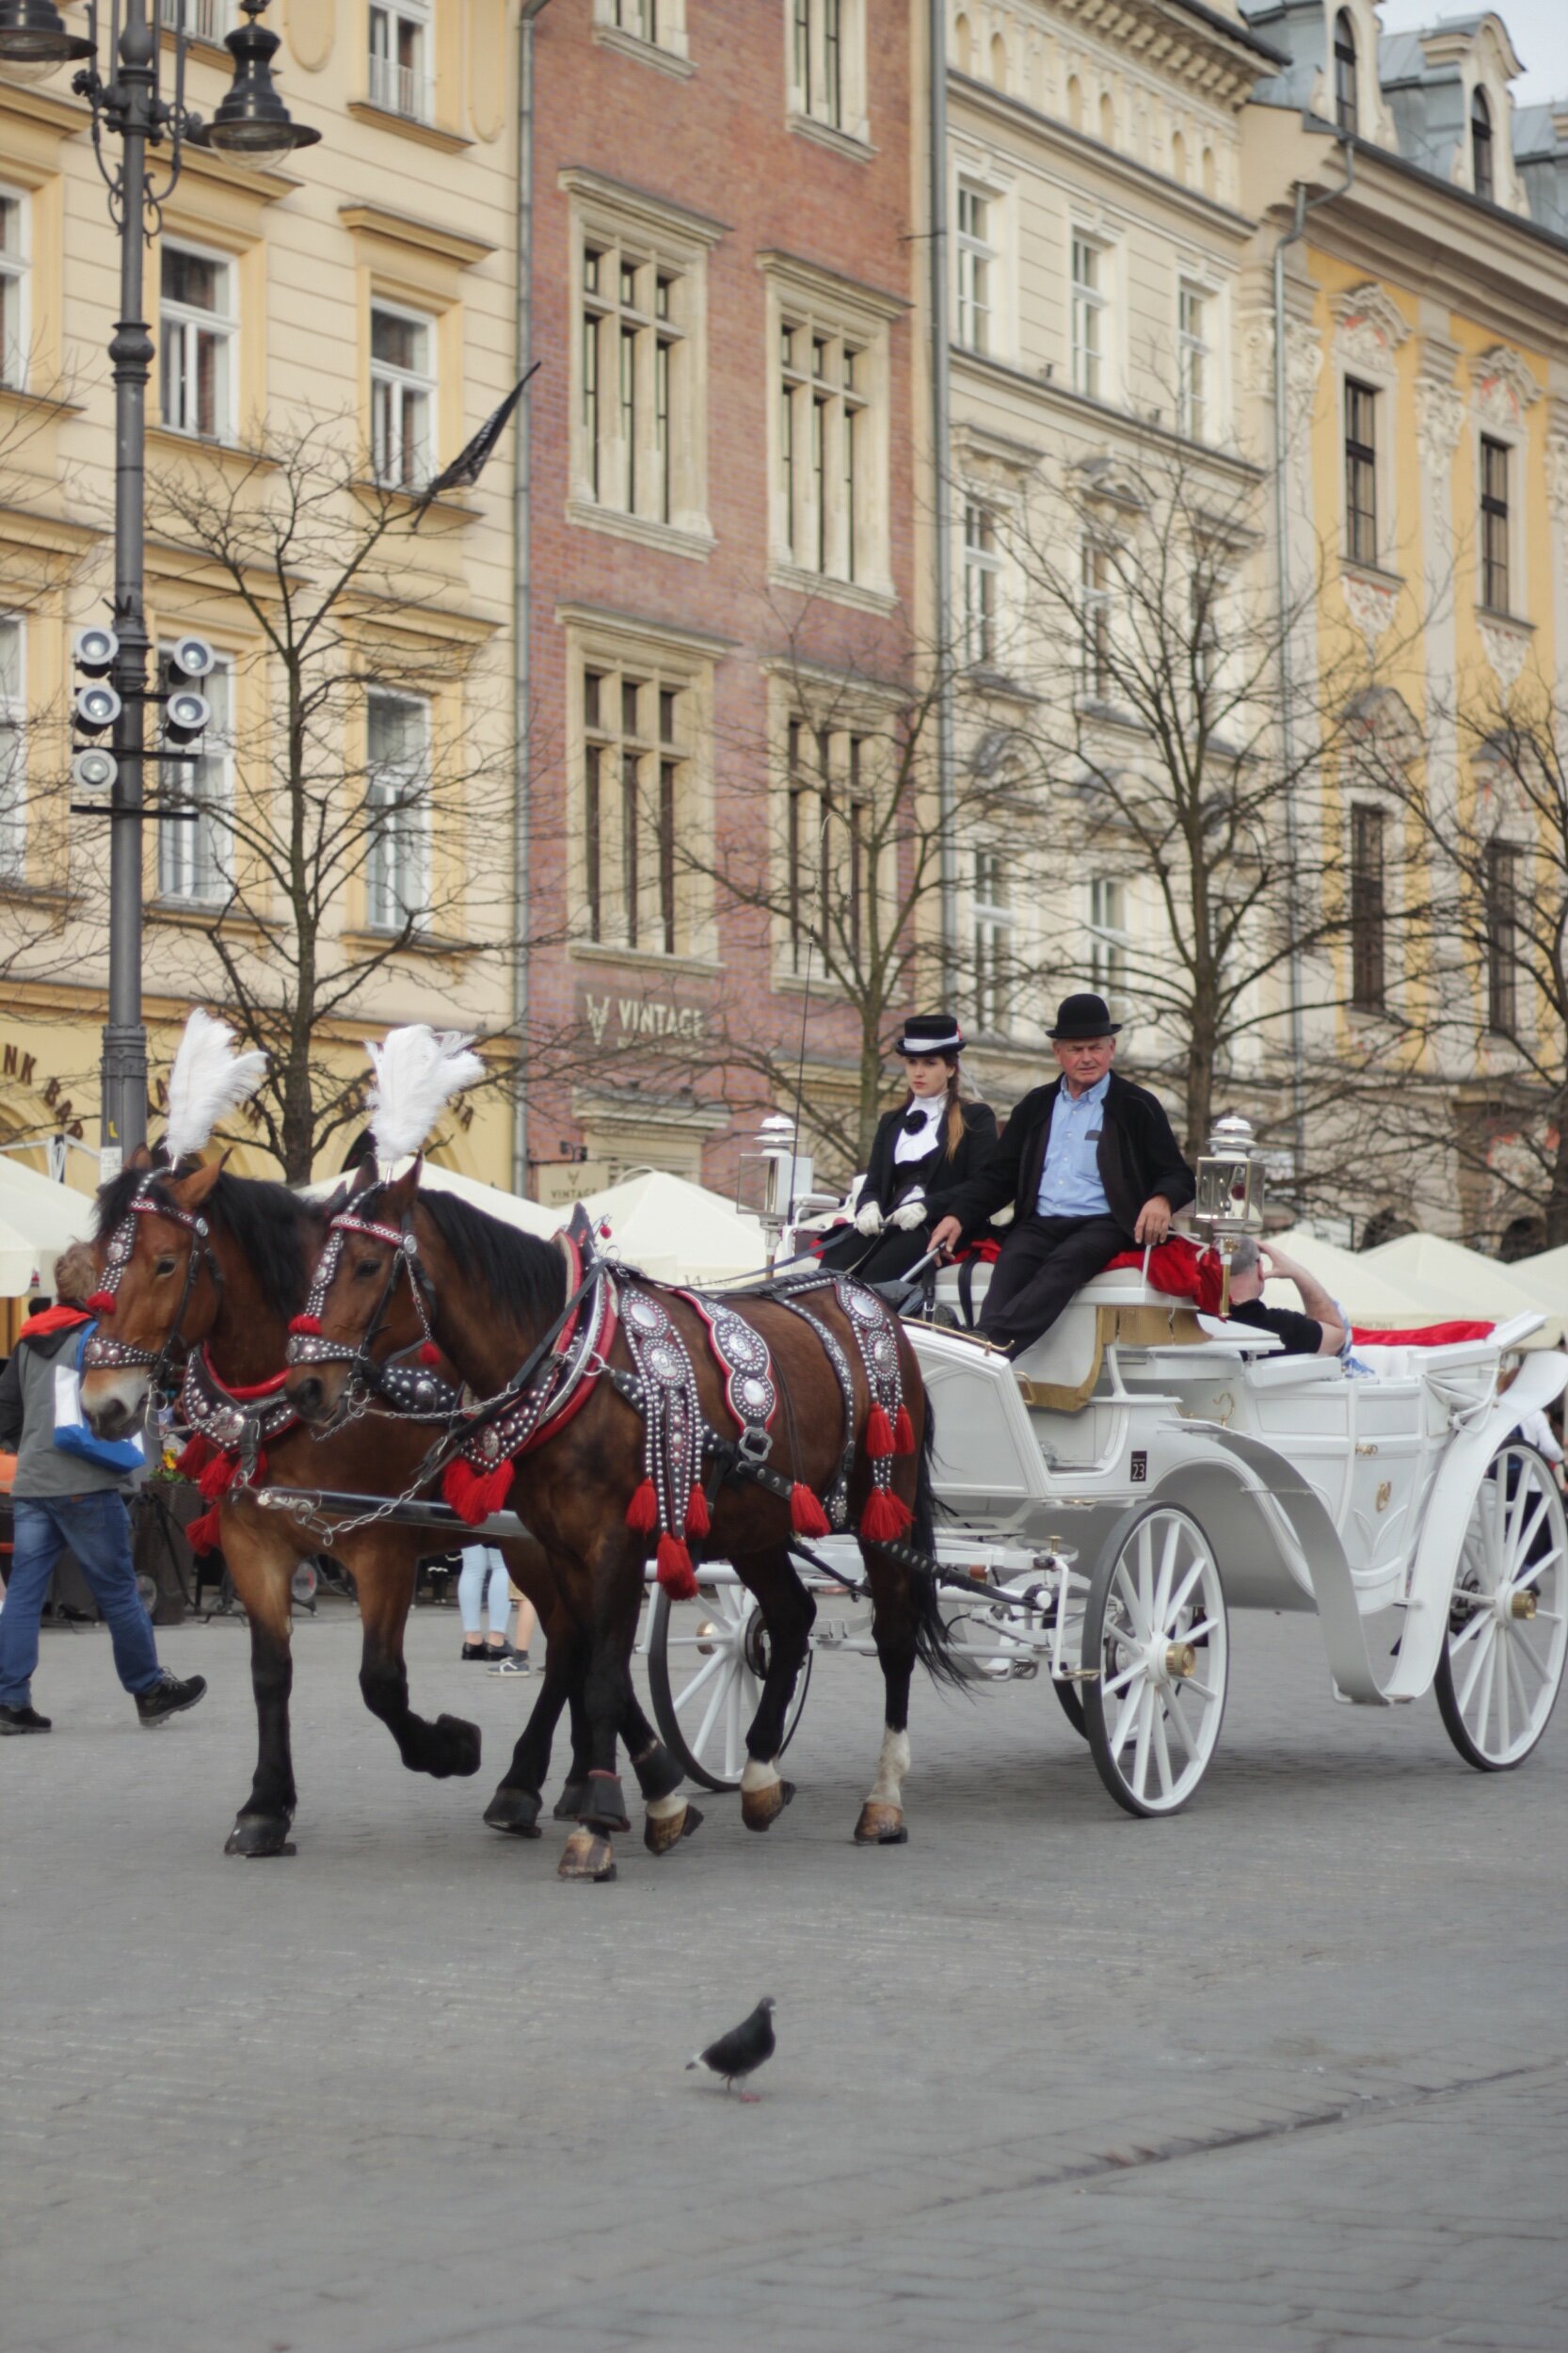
83, 1172, 222, 1394
286, 1203, 440, 1412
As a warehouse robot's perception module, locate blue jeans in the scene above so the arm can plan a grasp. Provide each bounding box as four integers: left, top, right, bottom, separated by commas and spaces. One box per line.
0, 1493, 162, 1706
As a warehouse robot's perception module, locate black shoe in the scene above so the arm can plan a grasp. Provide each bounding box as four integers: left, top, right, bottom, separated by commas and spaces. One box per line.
136, 1672, 207, 1727
0, 1704, 52, 1736
461, 1641, 490, 1661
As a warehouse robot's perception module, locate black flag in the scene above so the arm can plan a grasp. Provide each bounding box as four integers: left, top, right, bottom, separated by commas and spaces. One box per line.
419, 362, 541, 506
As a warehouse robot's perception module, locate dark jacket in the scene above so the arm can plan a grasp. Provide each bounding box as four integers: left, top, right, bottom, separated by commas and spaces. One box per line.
945, 1069, 1193, 1241
859, 1098, 999, 1223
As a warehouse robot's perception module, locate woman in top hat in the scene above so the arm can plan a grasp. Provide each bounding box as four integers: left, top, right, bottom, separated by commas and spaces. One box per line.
820, 1014, 998, 1284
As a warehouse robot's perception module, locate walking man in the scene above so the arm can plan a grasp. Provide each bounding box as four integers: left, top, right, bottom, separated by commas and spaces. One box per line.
929, 993, 1194, 1358
0, 1244, 206, 1736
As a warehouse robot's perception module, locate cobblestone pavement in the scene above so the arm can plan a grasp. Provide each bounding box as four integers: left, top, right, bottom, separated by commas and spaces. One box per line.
4, 1596, 1565, 2353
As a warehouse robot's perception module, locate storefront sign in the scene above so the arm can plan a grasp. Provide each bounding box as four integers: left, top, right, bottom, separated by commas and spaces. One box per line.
579, 990, 707, 1048
0, 1036, 88, 1140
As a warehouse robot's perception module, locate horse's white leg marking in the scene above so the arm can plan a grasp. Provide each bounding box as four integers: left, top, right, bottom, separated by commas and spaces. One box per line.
646, 1791, 686, 1822
867, 1726, 910, 1807
741, 1755, 781, 1796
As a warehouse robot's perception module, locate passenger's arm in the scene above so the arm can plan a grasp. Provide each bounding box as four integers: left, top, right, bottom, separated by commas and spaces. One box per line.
1260, 1246, 1347, 1357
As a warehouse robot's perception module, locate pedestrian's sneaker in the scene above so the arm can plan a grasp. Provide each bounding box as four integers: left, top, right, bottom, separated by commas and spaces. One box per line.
460, 1641, 490, 1661
0, 1704, 52, 1736
136, 1672, 207, 1727
489, 1650, 532, 1676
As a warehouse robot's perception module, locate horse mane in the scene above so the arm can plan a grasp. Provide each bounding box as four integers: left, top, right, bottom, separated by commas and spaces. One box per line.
364, 1179, 568, 1331
96, 1165, 328, 1321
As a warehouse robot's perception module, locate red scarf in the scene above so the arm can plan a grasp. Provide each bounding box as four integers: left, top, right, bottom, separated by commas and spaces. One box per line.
18, 1304, 93, 1343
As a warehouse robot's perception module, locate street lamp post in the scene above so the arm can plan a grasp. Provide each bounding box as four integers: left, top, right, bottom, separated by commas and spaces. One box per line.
0, 1, 317, 1171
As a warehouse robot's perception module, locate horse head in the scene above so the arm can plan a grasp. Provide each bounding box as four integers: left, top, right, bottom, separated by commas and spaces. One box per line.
283, 1160, 433, 1427
82, 1154, 227, 1437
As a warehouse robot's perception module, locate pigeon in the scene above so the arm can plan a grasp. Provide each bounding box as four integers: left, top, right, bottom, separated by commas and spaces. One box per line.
686, 1997, 776, 2101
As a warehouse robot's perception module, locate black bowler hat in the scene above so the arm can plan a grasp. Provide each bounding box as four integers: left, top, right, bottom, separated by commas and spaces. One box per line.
897, 1012, 965, 1056
1048, 992, 1121, 1041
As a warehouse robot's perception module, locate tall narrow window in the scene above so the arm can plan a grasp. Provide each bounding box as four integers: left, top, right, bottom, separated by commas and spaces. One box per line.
962, 502, 1000, 668
0, 187, 28, 392
1350, 805, 1385, 1012
613, 0, 657, 40
369, 2, 431, 121
972, 847, 1014, 1033
1485, 840, 1520, 1035
1480, 436, 1510, 613
1070, 237, 1105, 401
370, 304, 436, 490
1471, 86, 1494, 202
1177, 285, 1208, 441
1344, 379, 1378, 567
158, 2, 230, 36
158, 649, 232, 904
956, 185, 993, 356
580, 242, 683, 523
159, 244, 235, 440
581, 661, 685, 954
778, 316, 867, 581
792, 0, 851, 132
787, 718, 872, 973
365, 691, 431, 933
1080, 541, 1112, 699
1334, 10, 1358, 138
1088, 878, 1128, 1000
0, 614, 24, 881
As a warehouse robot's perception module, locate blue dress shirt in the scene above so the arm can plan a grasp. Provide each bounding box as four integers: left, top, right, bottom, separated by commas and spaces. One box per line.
1035, 1072, 1112, 1217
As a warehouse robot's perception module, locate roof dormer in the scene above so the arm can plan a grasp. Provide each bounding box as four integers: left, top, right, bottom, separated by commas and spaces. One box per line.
1420, 15, 1527, 212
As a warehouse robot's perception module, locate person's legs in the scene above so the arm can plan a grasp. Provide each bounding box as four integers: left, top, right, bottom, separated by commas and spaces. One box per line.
483, 1549, 512, 1649
0, 1498, 67, 1707
52, 1493, 163, 1695
979, 1216, 1129, 1356
456, 1546, 488, 1642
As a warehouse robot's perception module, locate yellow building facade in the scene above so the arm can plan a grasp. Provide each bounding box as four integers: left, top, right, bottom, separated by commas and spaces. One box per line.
0, 1, 523, 1213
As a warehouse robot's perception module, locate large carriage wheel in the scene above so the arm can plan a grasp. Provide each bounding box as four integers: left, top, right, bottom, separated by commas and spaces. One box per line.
1081, 1503, 1229, 1818
1434, 1444, 1566, 1772
646, 1581, 813, 1794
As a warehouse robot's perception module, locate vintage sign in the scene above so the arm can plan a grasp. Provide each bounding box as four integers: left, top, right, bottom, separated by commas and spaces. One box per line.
579, 989, 708, 1049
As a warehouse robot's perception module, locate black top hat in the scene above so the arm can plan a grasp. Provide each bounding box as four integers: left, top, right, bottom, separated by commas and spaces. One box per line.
897, 1012, 965, 1056
1048, 992, 1121, 1040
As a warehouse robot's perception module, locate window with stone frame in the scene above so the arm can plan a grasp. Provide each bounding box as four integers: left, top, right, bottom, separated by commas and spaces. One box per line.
369, 0, 432, 122
159, 241, 236, 440
778, 317, 867, 583
783, 715, 879, 977
0, 186, 28, 392
961, 500, 1002, 670
1334, 10, 1358, 138
1080, 539, 1113, 699
0, 613, 24, 880
1349, 802, 1386, 1012
1177, 283, 1210, 442
1471, 85, 1495, 203
1344, 378, 1378, 567
1480, 435, 1511, 614
1070, 234, 1108, 402
955, 184, 995, 356
1484, 839, 1521, 1036
971, 845, 1014, 1033
370, 301, 437, 491
592, 0, 690, 66
1087, 876, 1128, 1000
582, 662, 693, 957
157, 646, 233, 905
787, 0, 868, 145
365, 689, 432, 933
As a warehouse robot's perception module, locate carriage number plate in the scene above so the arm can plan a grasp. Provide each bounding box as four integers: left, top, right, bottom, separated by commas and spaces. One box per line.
1130, 1451, 1147, 1482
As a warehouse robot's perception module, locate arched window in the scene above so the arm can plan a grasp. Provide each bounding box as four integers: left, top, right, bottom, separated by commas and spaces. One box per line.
990, 31, 1007, 92
1066, 73, 1082, 132
952, 12, 971, 76
1334, 9, 1358, 138
1171, 128, 1186, 184
1201, 145, 1216, 197
1472, 86, 1495, 200
1098, 90, 1113, 145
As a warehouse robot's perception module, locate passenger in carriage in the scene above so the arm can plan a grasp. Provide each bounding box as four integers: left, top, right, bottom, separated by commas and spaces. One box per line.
818, 1013, 998, 1285
1222, 1237, 1349, 1359
928, 993, 1193, 1358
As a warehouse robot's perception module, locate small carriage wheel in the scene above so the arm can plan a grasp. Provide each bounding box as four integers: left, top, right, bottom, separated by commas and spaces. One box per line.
1052, 1680, 1089, 1741
646, 1581, 813, 1794
1081, 1502, 1229, 1819
1434, 1444, 1566, 1773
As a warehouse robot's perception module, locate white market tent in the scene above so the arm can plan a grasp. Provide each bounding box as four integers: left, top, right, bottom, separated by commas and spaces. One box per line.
580, 1170, 767, 1286
1363, 1231, 1564, 1348
1259, 1226, 1430, 1329
0, 1155, 98, 1299
1506, 1245, 1568, 1319
299, 1161, 562, 1241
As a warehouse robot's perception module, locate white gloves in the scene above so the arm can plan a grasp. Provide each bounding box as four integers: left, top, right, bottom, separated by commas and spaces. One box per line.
855, 1198, 886, 1237
890, 1190, 928, 1231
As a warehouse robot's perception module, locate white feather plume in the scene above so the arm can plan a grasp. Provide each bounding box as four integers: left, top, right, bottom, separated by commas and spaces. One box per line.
163, 1008, 267, 1164
366, 1026, 484, 1163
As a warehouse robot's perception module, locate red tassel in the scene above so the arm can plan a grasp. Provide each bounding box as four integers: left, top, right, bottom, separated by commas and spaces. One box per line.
85, 1290, 116, 1316
860, 1486, 913, 1544
418, 1342, 442, 1369
199, 1450, 237, 1502
625, 1477, 659, 1534
893, 1404, 916, 1456
288, 1314, 322, 1337
441, 1454, 515, 1526
655, 1532, 699, 1601
185, 1505, 223, 1557
175, 1434, 215, 1481
684, 1481, 711, 1538
866, 1403, 895, 1460
790, 1481, 831, 1538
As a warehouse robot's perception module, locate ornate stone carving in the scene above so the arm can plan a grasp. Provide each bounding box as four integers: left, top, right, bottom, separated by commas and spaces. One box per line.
1332, 283, 1411, 379
1478, 616, 1529, 692
1473, 345, 1542, 434
1544, 437, 1568, 521
1413, 374, 1465, 471
1286, 322, 1323, 398
1342, 568, 1399, 646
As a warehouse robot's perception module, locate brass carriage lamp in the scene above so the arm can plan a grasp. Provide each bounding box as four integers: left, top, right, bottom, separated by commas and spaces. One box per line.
1192, 1114, 1267, 1314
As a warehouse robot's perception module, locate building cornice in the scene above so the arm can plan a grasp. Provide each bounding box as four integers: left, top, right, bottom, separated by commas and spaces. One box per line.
339, 205, 494, 270
1044, 0, 1285, 101
952, 345, 1265, 483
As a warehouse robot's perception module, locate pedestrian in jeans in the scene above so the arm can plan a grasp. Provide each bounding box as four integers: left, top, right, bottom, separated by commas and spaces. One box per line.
0, 1244, 205, 1736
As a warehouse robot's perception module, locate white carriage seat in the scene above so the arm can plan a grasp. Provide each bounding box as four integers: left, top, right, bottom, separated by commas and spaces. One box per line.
929, 1262, 1212, 1414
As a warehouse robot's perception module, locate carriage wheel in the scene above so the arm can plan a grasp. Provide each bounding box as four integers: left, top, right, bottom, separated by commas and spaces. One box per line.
1081, 1503, 1229, 1818
1052, 1679, 1089, 1741
1434, 1444, 1567, 1772
646, 1582, 813, 1794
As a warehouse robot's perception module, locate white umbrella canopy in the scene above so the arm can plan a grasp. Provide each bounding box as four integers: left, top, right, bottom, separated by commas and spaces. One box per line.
1260, 1226, 1430, 1328
0, 1156, 98, 1299
579, 1170, 767, 1285
1363, 1231, 1564, 1347
1506, 1245, 1568, 1316
299, 1161, 562, 1241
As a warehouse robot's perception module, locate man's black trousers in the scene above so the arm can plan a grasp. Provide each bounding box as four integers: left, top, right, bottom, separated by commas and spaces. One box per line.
977, 1213, 1132, 1357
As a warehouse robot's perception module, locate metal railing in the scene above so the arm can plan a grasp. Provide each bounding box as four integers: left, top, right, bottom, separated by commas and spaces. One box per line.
369, 53, 427, 121
159, 0, 227, 40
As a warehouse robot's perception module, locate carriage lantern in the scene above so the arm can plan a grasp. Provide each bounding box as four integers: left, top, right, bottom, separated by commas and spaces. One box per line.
1192, 1113, 1267, 1313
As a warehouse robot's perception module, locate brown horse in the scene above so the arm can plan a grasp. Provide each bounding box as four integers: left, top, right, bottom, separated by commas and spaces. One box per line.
80, 1157, 699, 1858
285, 1162, 958, 1881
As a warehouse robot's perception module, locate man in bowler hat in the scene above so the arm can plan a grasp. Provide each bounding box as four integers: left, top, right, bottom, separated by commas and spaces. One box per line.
929, 993, 1194, 1358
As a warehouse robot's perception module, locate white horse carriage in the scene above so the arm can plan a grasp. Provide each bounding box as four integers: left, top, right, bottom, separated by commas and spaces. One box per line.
647, 1128, 1568, 1817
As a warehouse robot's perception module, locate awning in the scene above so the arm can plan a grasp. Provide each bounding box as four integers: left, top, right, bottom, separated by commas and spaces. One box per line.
0, 1157, 97, 1300
1362, 1232, 1563, 1348
1505, 1245, 1568, 1319
299, 1162, 562, 1241
578, 1170, 767, 1285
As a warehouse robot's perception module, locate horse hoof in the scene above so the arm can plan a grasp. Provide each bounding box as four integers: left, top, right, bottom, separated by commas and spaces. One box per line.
643, 1801, 705, 1855
558, 1829, 616, 1882
224, 1815, 296, 1858
433, 1714, 482, 1778
553, 1780, 587, 1821
484, 1785, 543, 1838
741, 1778, 795, 1833
853, 1801, 907, 1846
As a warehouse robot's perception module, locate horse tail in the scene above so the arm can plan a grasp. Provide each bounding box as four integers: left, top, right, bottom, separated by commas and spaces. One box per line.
908, 1390, 967, 1693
